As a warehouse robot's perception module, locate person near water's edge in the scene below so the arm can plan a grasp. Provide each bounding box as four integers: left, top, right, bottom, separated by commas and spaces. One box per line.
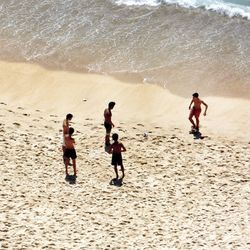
104, 102, 115, 146
189, 93, 208, 131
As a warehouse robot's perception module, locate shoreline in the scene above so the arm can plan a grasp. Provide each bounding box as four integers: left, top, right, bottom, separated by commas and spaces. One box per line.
0, 60, 250, 142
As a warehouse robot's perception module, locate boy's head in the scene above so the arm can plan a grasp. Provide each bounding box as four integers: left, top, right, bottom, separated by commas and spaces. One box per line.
192, 93, 199, 98
66, 113, 73, 120
112, 133, 119, 142
108, 101, 116, 109
69, 127, 74, 135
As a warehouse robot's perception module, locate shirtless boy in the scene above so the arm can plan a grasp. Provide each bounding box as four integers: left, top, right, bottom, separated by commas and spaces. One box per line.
188, 93, 208, 131
62, 113, 73, 153
104, 102, 115, 146
109, 133, 126, 180
64, 127, 77, 177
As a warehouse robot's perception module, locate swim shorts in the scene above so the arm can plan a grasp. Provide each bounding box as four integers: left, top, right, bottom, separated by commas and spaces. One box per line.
189, 107, 201, 119
104, 122, 112, 134
111, 153, 123, 166
64, 148, 77, 160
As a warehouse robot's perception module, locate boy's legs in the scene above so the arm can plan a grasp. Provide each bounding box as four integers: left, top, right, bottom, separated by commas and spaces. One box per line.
120, 164, 125, 179
72, 159, 77, 176
65, 158, 69, 176
189, 108, 201, 130
189, 113, 196, 129
114, 164, 118, 179
195, 116, 200, 130
63, 145, 72, 165
194, 110, 201, 130
105, 134, 110, 145
104, 123, 112, 145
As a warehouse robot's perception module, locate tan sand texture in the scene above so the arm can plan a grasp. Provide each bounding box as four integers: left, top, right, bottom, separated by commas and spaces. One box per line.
0, 61, 250, 249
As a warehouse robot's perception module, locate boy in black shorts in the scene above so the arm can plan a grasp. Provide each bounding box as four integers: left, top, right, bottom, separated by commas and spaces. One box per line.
64, 127, 77, 177
109, 133, 126, 180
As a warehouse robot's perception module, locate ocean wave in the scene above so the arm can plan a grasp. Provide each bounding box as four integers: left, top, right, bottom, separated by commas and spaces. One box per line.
114, 0, 250, 19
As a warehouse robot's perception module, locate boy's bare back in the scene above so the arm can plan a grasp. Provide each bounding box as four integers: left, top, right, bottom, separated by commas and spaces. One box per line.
192, 97, 202, 109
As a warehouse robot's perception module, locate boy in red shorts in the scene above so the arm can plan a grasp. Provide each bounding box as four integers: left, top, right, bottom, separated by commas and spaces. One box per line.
188, 93, 208, 131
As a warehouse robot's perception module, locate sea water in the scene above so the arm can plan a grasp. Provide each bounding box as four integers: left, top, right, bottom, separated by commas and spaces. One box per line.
0, 0, 249, 97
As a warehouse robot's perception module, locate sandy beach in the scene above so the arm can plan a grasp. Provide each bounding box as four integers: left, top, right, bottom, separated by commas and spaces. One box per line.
0, 61, 250, 249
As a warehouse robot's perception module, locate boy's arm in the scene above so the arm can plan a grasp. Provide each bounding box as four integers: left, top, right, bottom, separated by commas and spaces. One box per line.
121, 144, 126, 152
202, 101, 208, 115
189, 100, 193, 110
108, 145, 113, 154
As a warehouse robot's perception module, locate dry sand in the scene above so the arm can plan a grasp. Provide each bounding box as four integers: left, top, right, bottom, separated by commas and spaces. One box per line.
0, 61, 250, 249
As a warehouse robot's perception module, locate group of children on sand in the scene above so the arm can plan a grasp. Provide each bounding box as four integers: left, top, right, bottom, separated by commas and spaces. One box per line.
62, 93, 208, 181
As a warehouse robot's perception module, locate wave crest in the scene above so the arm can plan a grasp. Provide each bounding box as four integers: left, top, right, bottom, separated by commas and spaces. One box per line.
114, 0, 250, 19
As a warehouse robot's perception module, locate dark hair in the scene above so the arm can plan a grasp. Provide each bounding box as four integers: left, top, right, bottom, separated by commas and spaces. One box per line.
66, 113, 73, 120
192, 93, 199, 98
68, 127, 74, 135
112, 133, 118, 141
108, 102, 116, 109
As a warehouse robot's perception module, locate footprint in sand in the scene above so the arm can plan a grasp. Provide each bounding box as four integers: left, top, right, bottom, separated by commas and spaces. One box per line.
13, 122, 21, 127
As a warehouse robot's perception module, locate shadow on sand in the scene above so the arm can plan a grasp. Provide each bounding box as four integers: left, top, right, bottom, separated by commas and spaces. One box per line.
65, 174, 77, 184
109, 178, 123, 187
190, 130, 208, 140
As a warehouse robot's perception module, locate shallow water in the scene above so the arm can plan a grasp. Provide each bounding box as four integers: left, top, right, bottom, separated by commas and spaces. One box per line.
0, 0, 249, 97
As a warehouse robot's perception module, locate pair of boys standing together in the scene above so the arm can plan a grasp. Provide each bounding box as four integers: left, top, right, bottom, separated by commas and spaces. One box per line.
62, 93, 208, 180
104, 101, 126, 180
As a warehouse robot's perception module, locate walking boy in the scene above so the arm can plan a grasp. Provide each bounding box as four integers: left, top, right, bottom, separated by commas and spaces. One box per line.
109, 133, 126, 180
188, 93, 208, 131
64, 127, 77, 177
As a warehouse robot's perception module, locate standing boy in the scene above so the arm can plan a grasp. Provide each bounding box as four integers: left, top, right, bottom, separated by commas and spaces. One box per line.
64, 127, 77, 177
188, 93, 208, 131
109, 133, 126, 180
62, 113, 73, 153
104, 102, 115, 146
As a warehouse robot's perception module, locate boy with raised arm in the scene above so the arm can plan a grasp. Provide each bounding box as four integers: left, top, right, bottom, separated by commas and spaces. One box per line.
189, 92, 208, 132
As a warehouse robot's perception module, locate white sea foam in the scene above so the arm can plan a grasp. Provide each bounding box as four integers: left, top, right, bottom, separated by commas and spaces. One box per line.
114, 0, 250, 19
0, 0, 249, 97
